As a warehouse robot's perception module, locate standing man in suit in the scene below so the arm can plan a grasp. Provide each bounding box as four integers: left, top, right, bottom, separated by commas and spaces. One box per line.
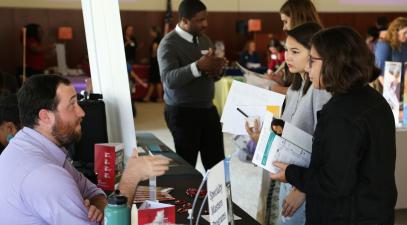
158, 0, 226, 170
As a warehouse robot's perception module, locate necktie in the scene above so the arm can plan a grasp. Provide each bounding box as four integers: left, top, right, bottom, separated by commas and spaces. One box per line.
192, 35, 198, 45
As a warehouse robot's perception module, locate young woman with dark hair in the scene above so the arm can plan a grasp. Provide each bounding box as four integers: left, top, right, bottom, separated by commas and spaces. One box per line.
271, 26, 397, 225
275, 22, 331, 225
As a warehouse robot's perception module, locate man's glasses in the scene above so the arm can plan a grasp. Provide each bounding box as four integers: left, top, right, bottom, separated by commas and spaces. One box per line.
308, 55, 323, 69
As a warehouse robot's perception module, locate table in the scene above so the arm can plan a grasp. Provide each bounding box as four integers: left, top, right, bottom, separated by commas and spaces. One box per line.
396, 128, 407, 209
137, 133, 260, 225
213, 76, 245, 115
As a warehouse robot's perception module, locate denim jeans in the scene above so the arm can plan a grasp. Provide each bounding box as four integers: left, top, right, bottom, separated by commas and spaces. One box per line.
277, 183, 306, 225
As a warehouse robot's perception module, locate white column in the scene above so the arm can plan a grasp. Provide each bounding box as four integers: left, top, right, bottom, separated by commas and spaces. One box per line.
81, 0, 136, 158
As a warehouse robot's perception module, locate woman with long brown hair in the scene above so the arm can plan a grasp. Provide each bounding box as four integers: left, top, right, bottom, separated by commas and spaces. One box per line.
374, 17, 407, 90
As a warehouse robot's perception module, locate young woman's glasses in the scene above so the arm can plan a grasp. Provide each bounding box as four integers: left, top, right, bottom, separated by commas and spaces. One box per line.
308, 55, 323, 69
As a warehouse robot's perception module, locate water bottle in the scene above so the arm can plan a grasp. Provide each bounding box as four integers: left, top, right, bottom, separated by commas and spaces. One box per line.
104, 190, 130, 225
148, 150, 157, 202
149, 175, 157, 202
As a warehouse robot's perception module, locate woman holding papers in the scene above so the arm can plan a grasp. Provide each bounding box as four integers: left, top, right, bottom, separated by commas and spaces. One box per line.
250, 2, 325, 224
247, 23, 331, 225
274, 23, 331, 225
271, 27, 397, 225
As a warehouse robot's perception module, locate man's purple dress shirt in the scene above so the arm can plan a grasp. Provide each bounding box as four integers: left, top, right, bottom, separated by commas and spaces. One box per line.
0, 127, 106, 224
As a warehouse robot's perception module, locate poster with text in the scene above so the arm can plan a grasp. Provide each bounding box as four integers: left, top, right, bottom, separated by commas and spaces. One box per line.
207, 161, 228, 225
383, 61, 402, 126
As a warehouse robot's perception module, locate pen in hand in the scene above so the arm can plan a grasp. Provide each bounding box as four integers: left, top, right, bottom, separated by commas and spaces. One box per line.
237, 107, 248, 118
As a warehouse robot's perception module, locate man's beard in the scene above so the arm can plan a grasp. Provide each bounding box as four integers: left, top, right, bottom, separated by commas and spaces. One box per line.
51, 114, 82, 147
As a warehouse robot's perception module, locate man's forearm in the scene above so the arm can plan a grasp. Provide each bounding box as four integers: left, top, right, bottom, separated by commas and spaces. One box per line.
118, 173, 142, 207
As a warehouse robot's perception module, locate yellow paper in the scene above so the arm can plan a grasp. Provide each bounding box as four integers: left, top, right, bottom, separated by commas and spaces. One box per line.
267, 105, 281, 118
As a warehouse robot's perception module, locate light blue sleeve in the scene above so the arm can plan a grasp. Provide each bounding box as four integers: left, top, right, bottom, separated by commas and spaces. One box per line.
374, 41, 392, 76
21, 164, 97, 225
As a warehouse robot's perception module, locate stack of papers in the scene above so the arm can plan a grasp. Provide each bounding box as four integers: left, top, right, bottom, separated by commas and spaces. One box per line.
236, 62, 275, 89
252, 111, 313, 173
133, 186, 175, 203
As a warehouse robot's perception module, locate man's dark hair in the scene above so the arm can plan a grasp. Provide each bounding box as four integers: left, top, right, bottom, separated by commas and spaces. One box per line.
0, 94, 20, 128
311, 26, 373, 94
286, 22, 322, 95
178, 0, 206, 21
17, 74, 71, 128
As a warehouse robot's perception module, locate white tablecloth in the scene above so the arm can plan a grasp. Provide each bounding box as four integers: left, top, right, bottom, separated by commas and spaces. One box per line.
396, 128, 407, 209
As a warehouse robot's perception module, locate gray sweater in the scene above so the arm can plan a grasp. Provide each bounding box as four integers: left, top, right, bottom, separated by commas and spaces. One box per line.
157, 30, 215, 108
282, 82, 332, 135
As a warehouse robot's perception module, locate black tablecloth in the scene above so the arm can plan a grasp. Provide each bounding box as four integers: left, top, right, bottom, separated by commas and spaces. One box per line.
137, 133, 260, 225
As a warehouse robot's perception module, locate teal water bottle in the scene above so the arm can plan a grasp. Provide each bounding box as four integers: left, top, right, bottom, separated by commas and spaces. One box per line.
104, 190, 130, 225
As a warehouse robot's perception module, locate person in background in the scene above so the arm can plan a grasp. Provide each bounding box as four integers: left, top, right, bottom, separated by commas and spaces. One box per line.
0, 74, 170, 224
267, 38, 285, 72
24, 23, 55, 78
127, 62, 147, 117
143, 26, 164, 102
239, 40, 261, 69
127, 62, 148, 94
377, 16, 390, 40
123, 25, 138, 64
158, 0, 227, 170
271, 26, 397, 225
267, 0, 322, 95
0, 72, 19, 95
374, 17, 407, 91
366, 26, 380, 52
0, 94, 20, 153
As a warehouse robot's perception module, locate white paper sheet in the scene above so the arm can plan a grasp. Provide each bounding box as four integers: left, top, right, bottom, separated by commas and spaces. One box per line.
220, 80, 285, 135
139, 200, 173, 209
236, 62, 275, 89
202, 214, 242, 222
